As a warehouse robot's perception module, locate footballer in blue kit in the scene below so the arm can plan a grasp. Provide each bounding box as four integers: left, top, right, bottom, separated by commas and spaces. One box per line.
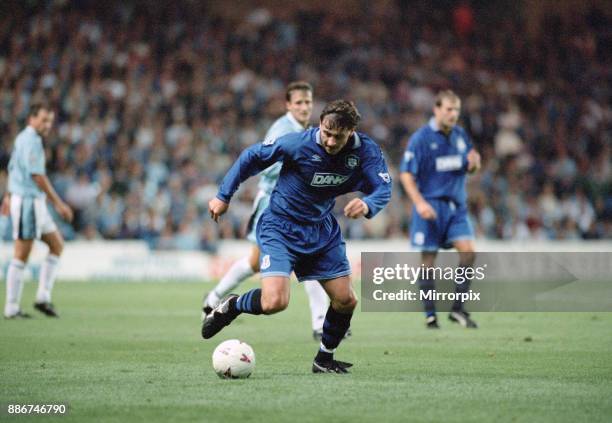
205, 100, 392, 373
400, 90, 481, 329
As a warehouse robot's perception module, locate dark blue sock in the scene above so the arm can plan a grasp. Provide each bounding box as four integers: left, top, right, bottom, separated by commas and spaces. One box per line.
320, 306, 353, 352
452, 266, 471, 312
418, 278, 436, 317
234, 288, 262, 315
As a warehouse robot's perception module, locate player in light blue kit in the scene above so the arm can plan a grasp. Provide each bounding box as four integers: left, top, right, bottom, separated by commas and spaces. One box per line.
201, 82, 330, 340
3, 102, 73, 319
205, 100, 392, 373
400, 90, 481, 329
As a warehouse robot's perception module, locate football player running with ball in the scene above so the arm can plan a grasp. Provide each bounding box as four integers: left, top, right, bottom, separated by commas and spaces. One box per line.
205, 100, 392, 373
201, 81, 331, 341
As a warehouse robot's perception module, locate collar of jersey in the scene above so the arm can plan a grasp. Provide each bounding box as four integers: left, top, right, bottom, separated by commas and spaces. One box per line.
25, 125, 38, 136
286, 111, 307, 132
315, 129, 361, 150
429, 117, 458, 133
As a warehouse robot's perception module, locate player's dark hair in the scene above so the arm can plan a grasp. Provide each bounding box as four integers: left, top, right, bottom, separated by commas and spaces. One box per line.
28, 102, 51, 118
286, 81, 313, 102
435, 90, 460, 107
320, 100, 361, 130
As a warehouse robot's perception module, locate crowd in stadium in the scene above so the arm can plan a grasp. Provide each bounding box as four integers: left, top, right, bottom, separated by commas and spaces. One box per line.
0, 2, 609, 249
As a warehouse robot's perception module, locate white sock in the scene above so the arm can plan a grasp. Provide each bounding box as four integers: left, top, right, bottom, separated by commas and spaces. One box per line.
5, 259, 25, 317
206, 257, 254, 308
36, 254, 60, 304
303, 280, 328, 332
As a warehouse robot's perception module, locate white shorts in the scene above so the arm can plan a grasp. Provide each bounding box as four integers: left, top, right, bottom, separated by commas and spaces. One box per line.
10, 194, 58, 240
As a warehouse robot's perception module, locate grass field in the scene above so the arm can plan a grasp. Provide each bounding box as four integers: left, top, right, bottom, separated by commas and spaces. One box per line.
1, 281, 611, 423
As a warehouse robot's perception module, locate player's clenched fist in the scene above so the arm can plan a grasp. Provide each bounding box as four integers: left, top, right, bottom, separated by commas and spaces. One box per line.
344, 198, 369, 219
209, 197, 229, 222
416, 200, 437, 220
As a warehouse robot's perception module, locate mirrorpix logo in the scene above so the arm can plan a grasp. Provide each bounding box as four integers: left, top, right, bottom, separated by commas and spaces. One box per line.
345, 154, 359, 169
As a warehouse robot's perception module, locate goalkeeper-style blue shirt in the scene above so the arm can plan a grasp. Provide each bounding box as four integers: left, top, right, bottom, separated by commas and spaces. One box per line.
217, 128, 392, 224
400, 118, 473, 205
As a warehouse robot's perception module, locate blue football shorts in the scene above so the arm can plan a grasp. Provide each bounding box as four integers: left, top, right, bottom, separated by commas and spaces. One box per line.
410, 198, 474, 251
256, 209, 351, 282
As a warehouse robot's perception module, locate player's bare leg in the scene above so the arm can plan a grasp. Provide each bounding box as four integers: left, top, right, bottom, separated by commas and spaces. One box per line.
448, 239, 478, 328
34, 231, 64, 317
201, 275, 291, 339
312, 275, 356, 374
419, 251, 439, 328
4, 239, 34, 318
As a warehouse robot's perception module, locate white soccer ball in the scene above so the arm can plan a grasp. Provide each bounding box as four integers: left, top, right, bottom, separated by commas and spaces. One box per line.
212, 339, 256, 379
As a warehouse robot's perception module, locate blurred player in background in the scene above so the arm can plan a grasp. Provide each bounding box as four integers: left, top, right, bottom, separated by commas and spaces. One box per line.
400, 90, 481, 329
3, 102, 73, 319
205, 100, 392, 373
201, 82, 330, 340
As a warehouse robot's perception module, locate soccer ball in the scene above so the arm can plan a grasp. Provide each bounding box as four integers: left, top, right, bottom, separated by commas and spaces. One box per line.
212, 339, 256, 379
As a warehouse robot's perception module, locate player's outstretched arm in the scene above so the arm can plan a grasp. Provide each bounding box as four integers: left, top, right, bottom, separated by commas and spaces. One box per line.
214, 135, 293, 220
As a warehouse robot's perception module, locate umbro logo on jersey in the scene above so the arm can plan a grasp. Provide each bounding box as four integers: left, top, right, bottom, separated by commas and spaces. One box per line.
430, 143, 438, 150
311, 154, 323, 162
310, 173, 349, 187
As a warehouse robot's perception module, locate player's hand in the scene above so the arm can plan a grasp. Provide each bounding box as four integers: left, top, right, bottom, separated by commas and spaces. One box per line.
209, 197, 229, 222
344, 198, 369, 219
55, 201, 74, 222
467, 149, 481, 173
1, 193, 10, 216
416, 201, 437, 220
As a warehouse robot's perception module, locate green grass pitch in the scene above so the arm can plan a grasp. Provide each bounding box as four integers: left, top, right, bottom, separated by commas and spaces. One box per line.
1, 281, 611, 422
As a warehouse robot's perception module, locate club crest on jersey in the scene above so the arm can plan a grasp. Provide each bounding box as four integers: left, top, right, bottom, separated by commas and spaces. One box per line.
261, 255, 271, 270
345, 154, 360, 169
457, 137, 467, 152
310, 173, 350, 187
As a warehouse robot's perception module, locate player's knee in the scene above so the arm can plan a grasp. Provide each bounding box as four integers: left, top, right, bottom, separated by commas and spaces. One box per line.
49, 237, 64, 256
334, 293, 357, 313
459, 251, 476, 266
261, 294, 288, 314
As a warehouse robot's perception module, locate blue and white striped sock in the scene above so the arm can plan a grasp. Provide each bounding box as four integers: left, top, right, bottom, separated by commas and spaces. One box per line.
234, 288, 262, 315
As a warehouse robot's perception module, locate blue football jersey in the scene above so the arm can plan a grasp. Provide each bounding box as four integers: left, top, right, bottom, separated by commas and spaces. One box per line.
257, 112, 307, 195
217, 128, 392, 223
400, 118, 473, 205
